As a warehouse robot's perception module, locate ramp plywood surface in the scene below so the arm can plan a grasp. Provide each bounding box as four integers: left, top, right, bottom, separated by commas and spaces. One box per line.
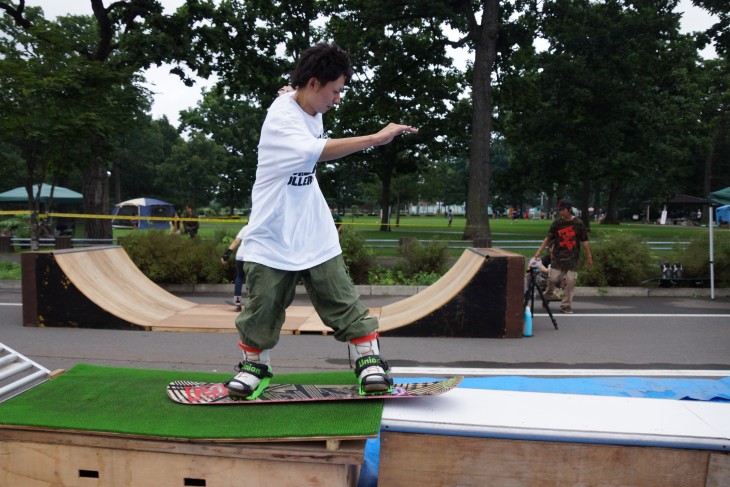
53, 247, 195, 327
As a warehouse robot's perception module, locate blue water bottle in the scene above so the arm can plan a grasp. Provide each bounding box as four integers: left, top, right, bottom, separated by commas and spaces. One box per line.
523, 305, 533, 337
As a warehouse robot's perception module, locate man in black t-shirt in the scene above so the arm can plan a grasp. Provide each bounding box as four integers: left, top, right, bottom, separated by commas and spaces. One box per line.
533, 200, 593, 314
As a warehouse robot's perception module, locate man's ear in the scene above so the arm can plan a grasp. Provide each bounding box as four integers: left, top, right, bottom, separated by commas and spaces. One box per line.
307, 77, 319, 89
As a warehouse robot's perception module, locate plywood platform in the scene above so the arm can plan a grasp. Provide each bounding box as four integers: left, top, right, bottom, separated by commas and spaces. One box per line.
0, 427, 365, 487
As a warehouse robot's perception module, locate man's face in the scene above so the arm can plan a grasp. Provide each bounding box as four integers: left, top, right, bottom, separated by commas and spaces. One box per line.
311, 75, 346, 114
559, 206, 571, 217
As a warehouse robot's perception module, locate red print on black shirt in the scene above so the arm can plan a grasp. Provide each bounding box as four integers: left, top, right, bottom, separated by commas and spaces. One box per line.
557, 225, 577, 251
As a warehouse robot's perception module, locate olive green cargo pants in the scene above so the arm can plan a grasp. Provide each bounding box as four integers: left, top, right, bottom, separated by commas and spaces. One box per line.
235, 254, 378, 350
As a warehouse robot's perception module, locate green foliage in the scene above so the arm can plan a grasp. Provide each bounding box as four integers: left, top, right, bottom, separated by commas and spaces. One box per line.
339, 227, 376, 285
0, 260, 21, 280
395, 238, 449, 277
368, 267, 441, 286
119, 231, 229, 285
178, 90, 262, 215
671, 232, 730, 287
0, 217, 29, 237
578, 232, 654, 287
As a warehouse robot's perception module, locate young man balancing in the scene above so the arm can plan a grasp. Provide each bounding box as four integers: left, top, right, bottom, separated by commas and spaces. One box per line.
533, 200, 593, 314
226, 42, 418, 399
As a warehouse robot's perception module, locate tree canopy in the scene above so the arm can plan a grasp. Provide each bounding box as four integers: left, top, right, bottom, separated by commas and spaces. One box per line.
1, 0, 729, 244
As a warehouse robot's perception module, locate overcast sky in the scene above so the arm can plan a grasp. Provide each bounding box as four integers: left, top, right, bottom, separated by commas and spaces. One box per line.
24, 0, 720, 127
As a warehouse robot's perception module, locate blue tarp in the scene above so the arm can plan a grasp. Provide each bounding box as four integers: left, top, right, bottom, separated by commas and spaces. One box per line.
716, 205, 730, 225
441, 376, 730, 402
357, 376, 730, 486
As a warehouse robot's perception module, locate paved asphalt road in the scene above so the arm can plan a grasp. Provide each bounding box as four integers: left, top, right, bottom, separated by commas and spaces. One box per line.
2, 286, 729, 377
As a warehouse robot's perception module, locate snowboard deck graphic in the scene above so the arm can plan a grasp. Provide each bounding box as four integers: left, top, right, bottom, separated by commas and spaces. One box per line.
167, 376, 463, 405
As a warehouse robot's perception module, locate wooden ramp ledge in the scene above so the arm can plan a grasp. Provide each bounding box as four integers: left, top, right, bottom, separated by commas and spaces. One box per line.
150, 249, 493, 335
40, 246, 510, 336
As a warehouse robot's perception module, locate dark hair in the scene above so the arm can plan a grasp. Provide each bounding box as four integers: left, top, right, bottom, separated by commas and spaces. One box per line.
558, 200, 573, 209
290, 42, 353, 89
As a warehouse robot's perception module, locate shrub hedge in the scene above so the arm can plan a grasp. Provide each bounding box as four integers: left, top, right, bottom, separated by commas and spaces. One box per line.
117, 228, 730, 288
578, 231, 654, 287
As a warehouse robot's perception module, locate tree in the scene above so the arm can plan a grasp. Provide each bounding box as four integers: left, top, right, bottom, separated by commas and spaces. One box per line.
178, 88, 263, 215
501, 0, 701, 225
691, 1, 730, 198
110, 115, 182, 204
155, 134, 226, 209
326, 0, 462, 231
0, 6, 150, 246
1, 0, 201, 239
448, 0, 500, 243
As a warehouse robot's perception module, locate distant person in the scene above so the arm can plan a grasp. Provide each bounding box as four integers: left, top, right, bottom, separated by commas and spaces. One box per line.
170, 210, 182, 235
447, 209, 453, 227
221, 226, 247, 311
331, 205, 343, 235
533, 200, 593, 314
183, 205, 199, 238
228, 42, 418, 400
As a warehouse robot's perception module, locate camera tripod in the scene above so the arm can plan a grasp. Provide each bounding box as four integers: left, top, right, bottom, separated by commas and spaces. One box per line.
524, 268, 559, 330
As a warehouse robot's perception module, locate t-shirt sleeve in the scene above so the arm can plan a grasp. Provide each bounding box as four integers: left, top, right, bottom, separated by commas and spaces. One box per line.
258, 102, 327, 178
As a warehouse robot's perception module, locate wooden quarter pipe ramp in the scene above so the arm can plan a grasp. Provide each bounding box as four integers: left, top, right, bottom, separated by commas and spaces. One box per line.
22, 246, 525, 337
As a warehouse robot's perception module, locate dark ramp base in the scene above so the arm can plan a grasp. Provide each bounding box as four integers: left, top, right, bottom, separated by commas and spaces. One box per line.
21, 250, 141, 330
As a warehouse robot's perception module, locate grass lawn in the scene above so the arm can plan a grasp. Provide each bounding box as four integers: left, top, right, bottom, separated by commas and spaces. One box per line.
122, 214, 719, 262
183, 215, 710, 238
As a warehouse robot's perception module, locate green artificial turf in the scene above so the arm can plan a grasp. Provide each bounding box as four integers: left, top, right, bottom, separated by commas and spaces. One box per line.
0, 364, 383, 440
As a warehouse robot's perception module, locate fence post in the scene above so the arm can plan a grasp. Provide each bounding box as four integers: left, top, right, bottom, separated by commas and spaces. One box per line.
0, 235, 12, 253
55, 236, 73, 249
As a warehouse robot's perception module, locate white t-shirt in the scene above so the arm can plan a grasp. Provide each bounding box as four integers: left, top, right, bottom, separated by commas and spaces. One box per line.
234, 226, 247, 262
242, 93, 340, 270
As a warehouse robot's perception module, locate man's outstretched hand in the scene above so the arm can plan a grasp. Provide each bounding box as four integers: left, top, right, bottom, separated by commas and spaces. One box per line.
372, 123, 418, 147
318, 122, 418, 162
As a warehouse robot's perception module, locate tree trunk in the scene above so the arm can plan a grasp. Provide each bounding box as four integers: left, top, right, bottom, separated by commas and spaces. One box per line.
580, 171, 591, 230
463, 0, 498, 244
83, 155, 112, 239
24, 146, 42, 251
604, 183, 621, 225
113, 159, 122, 205
379, 163, 393, 232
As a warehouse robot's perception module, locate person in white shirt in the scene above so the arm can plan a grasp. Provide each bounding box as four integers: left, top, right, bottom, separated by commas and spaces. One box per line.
226, 42, 417, 399
221, 225, 247, 311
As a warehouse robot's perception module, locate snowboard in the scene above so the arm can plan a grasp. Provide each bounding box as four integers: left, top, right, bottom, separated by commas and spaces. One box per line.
166, 376, 463, 405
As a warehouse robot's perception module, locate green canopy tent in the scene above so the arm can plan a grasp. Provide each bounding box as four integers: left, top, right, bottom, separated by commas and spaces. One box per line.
709, 187, 730, 205
0, 185, 83, 204
0, 185, 84, 239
